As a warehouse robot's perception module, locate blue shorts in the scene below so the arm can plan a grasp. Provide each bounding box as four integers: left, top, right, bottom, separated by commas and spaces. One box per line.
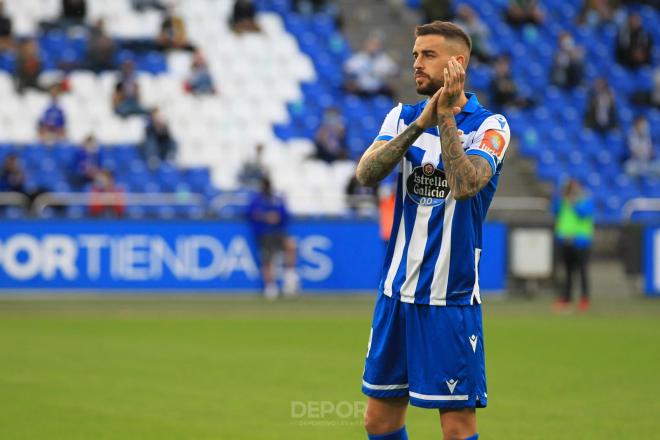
362, 293, 488, 409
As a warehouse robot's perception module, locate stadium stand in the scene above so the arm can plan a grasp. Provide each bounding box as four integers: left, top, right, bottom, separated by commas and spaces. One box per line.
0, 0, 658, 223
404, 0, 659, 223
0, 0, 355, 218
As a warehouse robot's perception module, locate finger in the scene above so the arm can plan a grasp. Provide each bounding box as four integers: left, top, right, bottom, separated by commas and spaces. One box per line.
452, 106, 461, 115
448, 57, 458, 78
446, 63, 454, 89
450, 58, 460, 88
424, 88, 441, 116
454, 59, 465, 86
454, 58, 465, 76
448, 60, 459, 90
443, 68, 449, 91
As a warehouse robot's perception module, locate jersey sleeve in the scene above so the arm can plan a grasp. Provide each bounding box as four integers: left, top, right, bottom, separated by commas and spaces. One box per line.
465, 114, 511, 175
374, 103, 402, 142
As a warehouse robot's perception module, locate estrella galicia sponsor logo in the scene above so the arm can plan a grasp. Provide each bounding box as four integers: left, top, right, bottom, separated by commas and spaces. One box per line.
406, 163, 449, 206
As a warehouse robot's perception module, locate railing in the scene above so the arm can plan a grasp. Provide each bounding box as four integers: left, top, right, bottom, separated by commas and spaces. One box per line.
0, 192, 30, 210
0, 191, 553, 219
31, 192, 206, 216
208, 192, 254, 213
209, 193, 379, 215
622, 198, 660, 221
489, 196, 549, 213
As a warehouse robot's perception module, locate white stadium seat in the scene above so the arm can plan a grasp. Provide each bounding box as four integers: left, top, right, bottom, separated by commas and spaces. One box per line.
0, 0, 335, 213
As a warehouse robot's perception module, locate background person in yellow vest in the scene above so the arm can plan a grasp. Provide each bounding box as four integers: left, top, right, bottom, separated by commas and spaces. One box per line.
552, 178, 595, 312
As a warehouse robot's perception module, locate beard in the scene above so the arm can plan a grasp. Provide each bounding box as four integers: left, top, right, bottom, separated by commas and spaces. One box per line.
415, 76, 443, 96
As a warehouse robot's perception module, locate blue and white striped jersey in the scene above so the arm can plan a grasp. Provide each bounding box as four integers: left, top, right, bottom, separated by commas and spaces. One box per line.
374, 93, 510, 306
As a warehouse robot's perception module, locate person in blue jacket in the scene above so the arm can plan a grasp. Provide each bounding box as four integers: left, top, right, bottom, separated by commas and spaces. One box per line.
247, 177, 299, 299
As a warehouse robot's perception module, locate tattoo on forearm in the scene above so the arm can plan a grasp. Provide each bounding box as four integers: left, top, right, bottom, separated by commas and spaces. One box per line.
357, 122, 425, 186
438, 112, 492, 199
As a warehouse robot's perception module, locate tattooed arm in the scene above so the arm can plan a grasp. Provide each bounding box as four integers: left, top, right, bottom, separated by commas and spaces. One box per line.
355, 123, 425, 187
438, 111, 492, 200
356, 76, 460, 187
436, 56, 492, 200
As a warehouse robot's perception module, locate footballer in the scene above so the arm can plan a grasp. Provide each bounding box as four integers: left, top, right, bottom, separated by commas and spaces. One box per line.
355, 21, 511, 440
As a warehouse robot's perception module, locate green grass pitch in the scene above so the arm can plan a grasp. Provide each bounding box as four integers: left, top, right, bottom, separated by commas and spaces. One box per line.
0, 295, 659, 439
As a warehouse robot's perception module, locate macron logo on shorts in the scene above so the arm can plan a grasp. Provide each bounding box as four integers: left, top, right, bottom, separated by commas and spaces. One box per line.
469, 335, 478, 353
446, 379, 458, 394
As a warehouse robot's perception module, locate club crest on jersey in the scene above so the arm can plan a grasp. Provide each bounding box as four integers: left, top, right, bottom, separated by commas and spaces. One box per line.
406, 163, 449, 206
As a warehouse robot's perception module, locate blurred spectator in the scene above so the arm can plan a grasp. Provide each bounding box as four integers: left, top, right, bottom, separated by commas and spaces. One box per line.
238, 143, 268, 189
505, 0, 544, 26
631, 67, 660, 108
70, 135, 101, 190
551, 32, 584, 89
379, 185, 396, 247
552, 179, 593, 313
87, 18, 115, 73
455, 5, 492, 63
346, 174, 378, 215
0, 154, 26, 194
158, 5, 195, 51
293, 0, 329, 14
60, 0, 86, 26
421, 0, 454, 23
624, 115, 660, 177
230, 0, 261, 34
142, 108, 176, 169
584, 77, 618, 134
184, 50, 215, 95
131, 0, 166, 12
89, 169, 124, 218
38, 86, 66, 143
113, 60, 147, 117
616, 12, 653, 69
490, 55, 533, 109
314, 107, 348, 163
654, 68, 660, 109
344, 36, 397, 98
0, 1, 13, 52
0, 154, 48, 209
15, 38, 43, 93
578, 0, 623, 27
247, 177, 299, 299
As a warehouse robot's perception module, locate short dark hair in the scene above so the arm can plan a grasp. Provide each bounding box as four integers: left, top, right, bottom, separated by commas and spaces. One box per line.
415, 21, 472, 53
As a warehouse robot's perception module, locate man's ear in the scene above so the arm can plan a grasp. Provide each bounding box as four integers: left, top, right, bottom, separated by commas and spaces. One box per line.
456, 54, 468, 68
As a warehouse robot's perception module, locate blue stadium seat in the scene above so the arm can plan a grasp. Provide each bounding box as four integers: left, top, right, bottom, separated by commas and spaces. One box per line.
176, 204, 206, 219
186, 168, 211, 193
519, 126, 539, 154
468, 66, 492, 91
273, 124, 298, 140
66, 205, 86, 218
139, 52, 167, 74
155, 164, 182, 192
115, 49, 136, 67
40, 32, 68, 59
3, 206, 26, 219
0, 51, 16, 73
126, 205, 147, 219
311, 15, 336, 38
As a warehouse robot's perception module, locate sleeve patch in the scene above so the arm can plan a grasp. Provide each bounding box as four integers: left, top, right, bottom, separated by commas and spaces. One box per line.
480, 130, 506, 157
